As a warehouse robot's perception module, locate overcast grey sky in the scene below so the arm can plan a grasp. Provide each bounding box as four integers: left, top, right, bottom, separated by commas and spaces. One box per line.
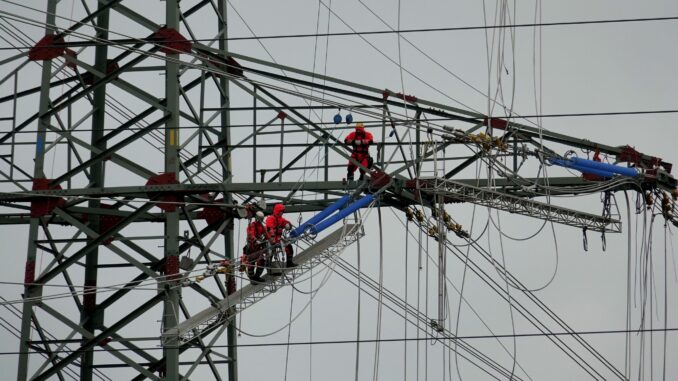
1, 1, 677, 380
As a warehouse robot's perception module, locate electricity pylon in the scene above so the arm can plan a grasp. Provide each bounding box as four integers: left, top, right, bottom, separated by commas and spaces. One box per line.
0, 1, 676, 380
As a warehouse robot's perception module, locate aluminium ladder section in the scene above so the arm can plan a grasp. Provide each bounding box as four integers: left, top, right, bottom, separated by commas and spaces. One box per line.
164, 224, 362, 344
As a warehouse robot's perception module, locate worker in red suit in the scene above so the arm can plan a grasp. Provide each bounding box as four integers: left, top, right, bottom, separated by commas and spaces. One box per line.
265, 204, 298, 268
344, 122, 374, 181
243, 211, 268, 283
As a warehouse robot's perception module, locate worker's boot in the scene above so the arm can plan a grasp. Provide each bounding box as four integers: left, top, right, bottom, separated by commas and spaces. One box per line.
285, 245, 298, 268
346, 172, 354, 181
250, 264, 265, 284
246, 264, 255, 280
250, 274, 265, 284
358, 172, 365, 181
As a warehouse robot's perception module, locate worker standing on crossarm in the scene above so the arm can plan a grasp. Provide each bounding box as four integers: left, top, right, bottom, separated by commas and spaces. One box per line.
344, 122, 374, 181
243, 211, 268, 283
265, 204, 298, 268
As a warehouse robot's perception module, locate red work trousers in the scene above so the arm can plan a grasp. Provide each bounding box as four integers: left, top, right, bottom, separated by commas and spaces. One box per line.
347, 153, 370, 177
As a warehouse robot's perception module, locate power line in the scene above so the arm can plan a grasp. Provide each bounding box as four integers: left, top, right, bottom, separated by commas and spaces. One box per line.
4, 327, 678, 356
1, 108, 677, 136
2, 15, 678, 50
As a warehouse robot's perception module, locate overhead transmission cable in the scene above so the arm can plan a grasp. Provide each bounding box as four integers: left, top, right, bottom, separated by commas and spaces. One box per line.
483, 3, 519, 378
453, 163, 487, 380
329, 237, 531, 380
1, 0, 677, 42
2, 110, 678, 133
299, 0, 324, 206
315, 0, 479, 114
463, 233, 623, 378
401, 207, 624, 379
387, 207, 534, 380
4, 326, 678, 355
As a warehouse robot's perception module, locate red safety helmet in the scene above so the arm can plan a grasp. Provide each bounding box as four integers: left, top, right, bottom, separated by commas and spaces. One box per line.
273, 203, 285, 216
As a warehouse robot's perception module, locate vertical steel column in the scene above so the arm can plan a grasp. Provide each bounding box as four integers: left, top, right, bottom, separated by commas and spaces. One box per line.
279, 118, 284, 182
164, 0, 181, 379
10, 72, 18, 179
17, 1, 58, 380
66, 95, 72, 189
513, 136, 518, 173
380, 102, 386, 167
217, 1, 238, 380
324, 143, 329, 200
415, 110, 421, 176
80, 5, 110, 380
253, 88, 257, 182
437, 198, 446, 329
198, 72, 206, 174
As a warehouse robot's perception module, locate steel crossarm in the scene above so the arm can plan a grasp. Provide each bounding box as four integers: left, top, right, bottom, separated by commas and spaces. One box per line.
420, 178, 621, 233
0, 177, 615, 203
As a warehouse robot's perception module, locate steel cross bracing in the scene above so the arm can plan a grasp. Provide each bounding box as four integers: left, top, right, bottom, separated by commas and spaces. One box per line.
0, 1, 675, 380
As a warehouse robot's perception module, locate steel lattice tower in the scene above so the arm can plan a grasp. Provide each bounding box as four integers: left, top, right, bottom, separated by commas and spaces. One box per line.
1, 1, 677, 380
4, 1, 241, 379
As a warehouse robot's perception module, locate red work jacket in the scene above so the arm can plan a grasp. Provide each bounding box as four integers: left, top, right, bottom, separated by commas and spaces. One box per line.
265, 215, 290, 243
344, 130, 374, 156
247, 221, 267, 243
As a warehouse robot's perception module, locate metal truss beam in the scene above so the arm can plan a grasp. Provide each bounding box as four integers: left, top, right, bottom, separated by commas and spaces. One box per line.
0, 177, 605, 202
164, 224, 362, 343
421, 178, 621, 233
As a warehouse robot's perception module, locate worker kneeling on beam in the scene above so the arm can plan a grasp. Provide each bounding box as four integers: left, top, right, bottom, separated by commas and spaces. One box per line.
266, 204, 298, 268
344, 122, 374, 181
243, 211, 268, 284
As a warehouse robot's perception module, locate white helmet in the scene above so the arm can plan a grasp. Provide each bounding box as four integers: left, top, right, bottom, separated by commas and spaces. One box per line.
255, 211, 265, 221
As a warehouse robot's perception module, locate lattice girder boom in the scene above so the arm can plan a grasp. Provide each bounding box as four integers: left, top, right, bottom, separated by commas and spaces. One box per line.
164, 224, 362, 344
416, 177, 621, 233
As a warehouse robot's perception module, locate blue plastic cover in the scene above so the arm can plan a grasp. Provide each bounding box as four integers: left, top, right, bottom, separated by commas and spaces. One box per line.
311, 194, 375, 235
569, 157, 638, 177
551, 158, 615, 178
290, 195, 351, 238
